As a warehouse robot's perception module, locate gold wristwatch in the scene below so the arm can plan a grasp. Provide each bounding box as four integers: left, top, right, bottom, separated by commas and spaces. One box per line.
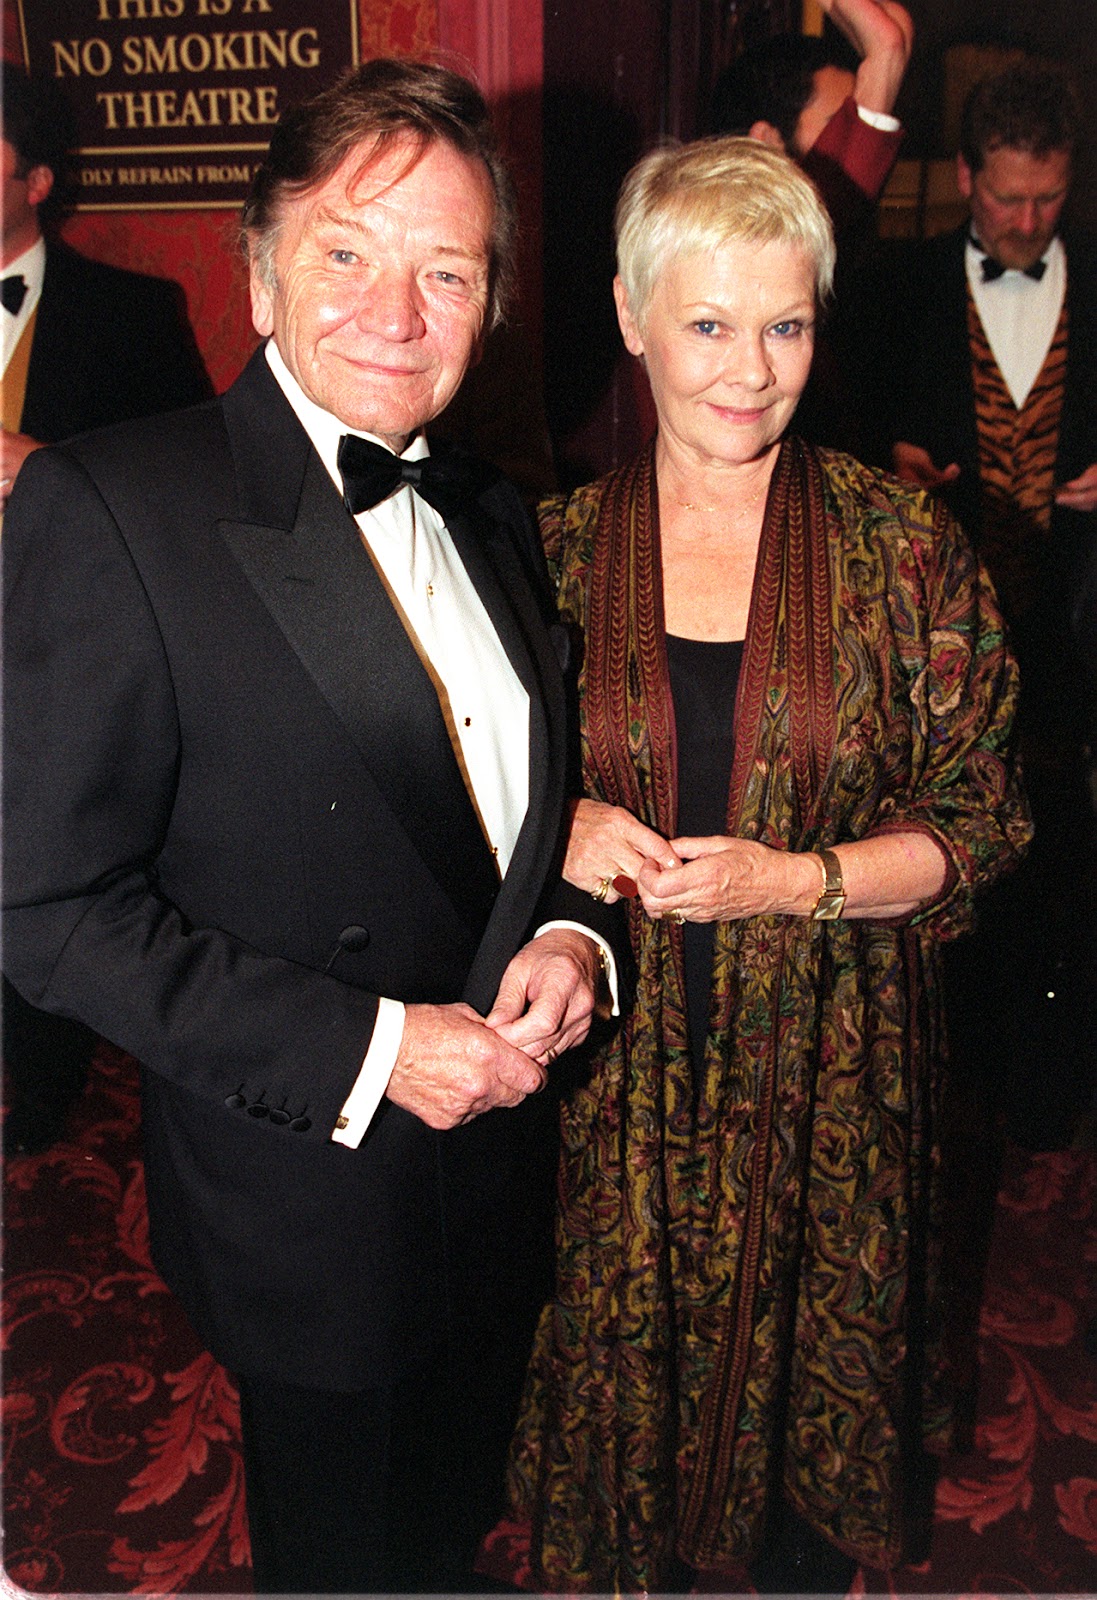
811, 848, 845, 921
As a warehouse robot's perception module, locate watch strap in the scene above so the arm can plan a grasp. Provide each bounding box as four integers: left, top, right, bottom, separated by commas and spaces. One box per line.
812, 848, 846, 921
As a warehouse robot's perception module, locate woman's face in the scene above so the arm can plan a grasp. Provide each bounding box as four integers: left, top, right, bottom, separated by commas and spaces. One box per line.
616, 236, 816, 470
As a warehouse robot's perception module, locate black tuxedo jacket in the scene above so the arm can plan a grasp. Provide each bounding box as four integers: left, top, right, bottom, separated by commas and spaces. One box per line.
885, 224, 1097, 729
18, 240, 211, 442
3, 348, 609, 1388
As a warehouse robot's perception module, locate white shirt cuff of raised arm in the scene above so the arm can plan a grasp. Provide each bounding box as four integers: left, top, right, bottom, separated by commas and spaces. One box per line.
331, 996, 406, 1148
535, 921, 620, 1016
855, 104, 901, 133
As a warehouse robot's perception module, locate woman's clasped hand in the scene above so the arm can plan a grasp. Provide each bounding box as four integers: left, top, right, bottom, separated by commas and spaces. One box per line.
566, 797, 822, 921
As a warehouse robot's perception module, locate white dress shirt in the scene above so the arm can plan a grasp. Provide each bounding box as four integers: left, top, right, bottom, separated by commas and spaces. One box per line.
966, 234, 1066, 410
2, 236, 45, 378
265, 344, 613, 1146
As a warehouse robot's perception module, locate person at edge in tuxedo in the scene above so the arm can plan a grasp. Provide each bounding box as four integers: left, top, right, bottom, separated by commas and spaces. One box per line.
1, 60, 212, 1157
884, 57, 1096, 1152
2, 58, 620, 1593
708, 0, 912, 455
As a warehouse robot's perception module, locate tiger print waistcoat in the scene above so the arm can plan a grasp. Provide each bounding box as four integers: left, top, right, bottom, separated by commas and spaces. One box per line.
967, 285, 1068, 622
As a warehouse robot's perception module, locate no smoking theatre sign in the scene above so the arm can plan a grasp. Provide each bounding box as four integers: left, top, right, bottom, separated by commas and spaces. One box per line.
16, 0, 359, 209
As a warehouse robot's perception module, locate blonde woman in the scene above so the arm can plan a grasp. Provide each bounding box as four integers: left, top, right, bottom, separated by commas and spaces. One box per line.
509, 138, 1030, 1593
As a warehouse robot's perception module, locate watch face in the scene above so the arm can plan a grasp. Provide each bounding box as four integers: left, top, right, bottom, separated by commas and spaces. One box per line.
813, 892, 845, 921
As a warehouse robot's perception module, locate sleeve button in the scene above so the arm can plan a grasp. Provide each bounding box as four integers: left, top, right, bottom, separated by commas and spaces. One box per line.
289, 1116, 312, 1133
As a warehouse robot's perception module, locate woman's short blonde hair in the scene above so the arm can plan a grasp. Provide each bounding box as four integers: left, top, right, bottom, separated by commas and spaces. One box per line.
615, 136, 836, 328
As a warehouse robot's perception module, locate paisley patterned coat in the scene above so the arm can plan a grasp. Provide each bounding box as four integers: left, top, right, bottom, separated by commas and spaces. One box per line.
507, 438, 1031, 1589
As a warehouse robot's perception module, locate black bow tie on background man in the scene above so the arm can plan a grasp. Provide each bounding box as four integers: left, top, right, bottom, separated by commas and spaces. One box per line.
338, 433, 486, 522
1, 274, 28, 314
971, 236, 1047, 283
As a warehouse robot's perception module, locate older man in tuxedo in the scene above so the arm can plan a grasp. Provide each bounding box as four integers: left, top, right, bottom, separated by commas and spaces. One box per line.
3, 59, 616, 1593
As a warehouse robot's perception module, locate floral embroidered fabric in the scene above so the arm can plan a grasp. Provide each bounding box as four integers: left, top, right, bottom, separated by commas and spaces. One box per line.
506, 438, 1031, 1590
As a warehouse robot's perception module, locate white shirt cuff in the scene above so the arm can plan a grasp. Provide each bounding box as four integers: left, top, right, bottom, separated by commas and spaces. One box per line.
331, 996, 406, 1147
331, 919, 620, 1149
535, 920, 620, 1016
855, 104, 901, 133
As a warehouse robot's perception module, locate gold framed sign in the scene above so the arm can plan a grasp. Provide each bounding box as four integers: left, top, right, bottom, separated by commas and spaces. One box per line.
15, 0, 359, 209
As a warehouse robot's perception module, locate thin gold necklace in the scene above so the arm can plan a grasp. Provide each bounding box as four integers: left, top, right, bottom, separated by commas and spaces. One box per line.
675, 483, 766, 516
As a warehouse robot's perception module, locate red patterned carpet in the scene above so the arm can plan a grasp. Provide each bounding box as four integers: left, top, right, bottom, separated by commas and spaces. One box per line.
3, 1043, 1096, 1597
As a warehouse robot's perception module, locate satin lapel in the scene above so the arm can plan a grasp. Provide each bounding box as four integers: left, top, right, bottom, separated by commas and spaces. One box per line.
217, 360, 499, 932
444, 507, 566, 1014
943, 229, 980, 475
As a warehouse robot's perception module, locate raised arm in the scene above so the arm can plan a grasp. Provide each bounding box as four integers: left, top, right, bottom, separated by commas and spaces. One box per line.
819, 0, 913, 116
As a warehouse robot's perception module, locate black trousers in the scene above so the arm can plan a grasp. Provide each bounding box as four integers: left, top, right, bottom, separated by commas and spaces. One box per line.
235, 1345, 518, 1595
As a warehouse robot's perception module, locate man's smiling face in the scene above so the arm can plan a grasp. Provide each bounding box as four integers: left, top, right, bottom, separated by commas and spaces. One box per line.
250, 134, 495, 450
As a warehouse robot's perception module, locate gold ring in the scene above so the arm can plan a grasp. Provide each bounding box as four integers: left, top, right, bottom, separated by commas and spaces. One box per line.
591, 877, 612, 902
669, 910, 685, 925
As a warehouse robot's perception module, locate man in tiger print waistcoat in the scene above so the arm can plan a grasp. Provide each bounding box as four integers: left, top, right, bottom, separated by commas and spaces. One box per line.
885, 57, 1096, 1150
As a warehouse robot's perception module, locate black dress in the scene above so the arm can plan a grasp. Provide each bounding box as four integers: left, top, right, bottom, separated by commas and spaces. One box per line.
664, 633, 743, 1067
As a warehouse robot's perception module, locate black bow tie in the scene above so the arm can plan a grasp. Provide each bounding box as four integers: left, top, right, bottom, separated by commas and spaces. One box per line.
1, 274, 28, 315
972, 239, 1047, 283
337, 434, 486, 521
